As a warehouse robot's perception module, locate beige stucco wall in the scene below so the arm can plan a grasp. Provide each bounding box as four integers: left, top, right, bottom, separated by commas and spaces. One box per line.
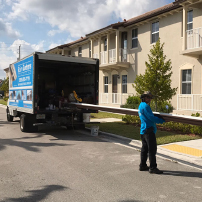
121, 7, 202, 112
56, 2, 202, 114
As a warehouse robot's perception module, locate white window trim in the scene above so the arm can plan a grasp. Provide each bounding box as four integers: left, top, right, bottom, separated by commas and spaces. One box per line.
89, 42, 91, 58
187, 10, 193, 31
181, 70, 192, 94
132, 28, 138, 49
78, 47, 82, 57
104, 38, 107, 51
104, 76, 108, 93
122, 75, 127, 94
179, 63, 194, 94
151, 21, 159, 44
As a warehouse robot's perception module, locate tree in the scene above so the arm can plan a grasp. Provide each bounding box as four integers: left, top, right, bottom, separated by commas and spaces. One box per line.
0, 77, 9, 96
133, 38, 177, 111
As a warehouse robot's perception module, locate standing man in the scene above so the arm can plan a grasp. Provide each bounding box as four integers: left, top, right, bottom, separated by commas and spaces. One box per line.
138, 91, 165, 174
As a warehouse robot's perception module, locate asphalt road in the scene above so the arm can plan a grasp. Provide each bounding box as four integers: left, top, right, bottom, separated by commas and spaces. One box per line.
0, 107, 202, 202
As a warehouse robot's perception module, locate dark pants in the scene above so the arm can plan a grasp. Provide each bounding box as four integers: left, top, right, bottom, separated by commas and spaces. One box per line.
140, 131, 157, 169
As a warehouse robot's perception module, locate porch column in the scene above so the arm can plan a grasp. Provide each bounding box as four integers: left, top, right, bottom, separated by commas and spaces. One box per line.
98, 37, 101, 60
107, 33, 110, 63
116, 30, 120, 63
183, 5, 188, 51
62, 49, 65, 56
90, 39, 93, 58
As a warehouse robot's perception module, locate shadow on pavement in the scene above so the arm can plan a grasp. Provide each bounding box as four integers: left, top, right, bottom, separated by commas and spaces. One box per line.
5, 185, 68, 202
163, 170, 202, 178
119, 200, 144, 202
0, 120, 20, 126
41, 127, 105, 143
0, 137, 69, 152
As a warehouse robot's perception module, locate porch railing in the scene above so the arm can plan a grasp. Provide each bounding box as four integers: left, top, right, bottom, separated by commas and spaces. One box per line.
187, 27, 202, 50
93, 53, 99, 59
177, 94, 202, 111
109, 49, 116, 63
100, 93, 134, 105
100, 51, 107, 64
119, 48, 128, 62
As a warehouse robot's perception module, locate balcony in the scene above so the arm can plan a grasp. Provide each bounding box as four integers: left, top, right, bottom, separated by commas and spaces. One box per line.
177, 94, 202, 111
98, 48, 130, 70
182, 27, 202, 57
99, 93, 134, 105
93, 53, 99, 59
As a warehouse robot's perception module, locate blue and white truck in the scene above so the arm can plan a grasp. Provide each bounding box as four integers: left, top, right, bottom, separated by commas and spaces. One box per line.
7, 52, 99, 132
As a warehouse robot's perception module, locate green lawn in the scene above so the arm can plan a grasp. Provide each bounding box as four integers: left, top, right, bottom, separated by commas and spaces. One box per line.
88, 112, 202, 145
0, 99, 7, 105
91, 112, 123, 119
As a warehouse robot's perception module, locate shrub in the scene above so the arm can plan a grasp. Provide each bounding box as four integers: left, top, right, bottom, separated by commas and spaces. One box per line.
122, 115, 140, 125
122, 95, 174, 113
121, 96, 141, 109
3, 97, 8, 101
150, 101, 173, 113
191, 112, 200, 117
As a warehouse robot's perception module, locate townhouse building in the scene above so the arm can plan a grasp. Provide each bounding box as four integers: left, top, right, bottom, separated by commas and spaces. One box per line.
47, 0, 202, 115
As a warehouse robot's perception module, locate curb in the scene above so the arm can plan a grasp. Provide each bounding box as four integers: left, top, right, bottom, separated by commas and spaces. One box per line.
86, 127, 202, 171
0, 104, 6, 109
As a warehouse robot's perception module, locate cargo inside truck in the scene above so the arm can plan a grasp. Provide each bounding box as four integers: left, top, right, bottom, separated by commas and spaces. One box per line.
36, 56, 98, 111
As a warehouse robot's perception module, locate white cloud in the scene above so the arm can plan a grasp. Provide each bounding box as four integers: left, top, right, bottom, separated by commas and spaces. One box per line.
109, 0, 168, 20
0, 18, 21, 38
49, 43, 60, 50
0, 40, 45, 77
8, 0, 168, 38
48, 29, 62, 37
9, 39, 45, 58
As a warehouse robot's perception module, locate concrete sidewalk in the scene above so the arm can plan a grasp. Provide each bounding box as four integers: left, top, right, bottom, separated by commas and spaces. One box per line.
90, 117, 202, 170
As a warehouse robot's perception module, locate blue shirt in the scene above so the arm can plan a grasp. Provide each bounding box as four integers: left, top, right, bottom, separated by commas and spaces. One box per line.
138, 102, 165, 135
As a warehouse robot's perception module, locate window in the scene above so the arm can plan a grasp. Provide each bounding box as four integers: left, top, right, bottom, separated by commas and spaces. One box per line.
89, 42, 91, 58
122, 75, 127, 93
182, 69, 192, 94
68, 50, 71, 56
104, 38, 107, 51
78, 47, 82, 57
151, 21, 159, 43
132, 28, 138, 48
104, 76, 108, 93
187, 10, 193, 31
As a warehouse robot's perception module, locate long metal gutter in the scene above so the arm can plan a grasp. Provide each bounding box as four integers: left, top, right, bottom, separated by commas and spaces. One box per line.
72, 103, 202, 127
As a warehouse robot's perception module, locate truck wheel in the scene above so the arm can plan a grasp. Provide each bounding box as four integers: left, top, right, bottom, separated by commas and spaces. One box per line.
74, 124, 85, 130
20, 114, 27, 132
20, 114, 38, 133
7, 110, 13, 122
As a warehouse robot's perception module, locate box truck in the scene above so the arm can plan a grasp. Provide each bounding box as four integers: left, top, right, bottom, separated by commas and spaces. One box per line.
6, 52, 99, 132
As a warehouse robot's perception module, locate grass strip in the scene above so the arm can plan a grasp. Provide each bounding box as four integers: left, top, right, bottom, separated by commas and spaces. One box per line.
91, 112, 123, 119
87, 122, 201, 145
0, 100, 7, 105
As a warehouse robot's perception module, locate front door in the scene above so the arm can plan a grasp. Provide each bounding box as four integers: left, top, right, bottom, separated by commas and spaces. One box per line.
112, 75, 118, 103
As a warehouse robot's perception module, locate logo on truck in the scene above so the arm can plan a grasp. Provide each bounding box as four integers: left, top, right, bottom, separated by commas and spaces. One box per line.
9, 55, 34, 109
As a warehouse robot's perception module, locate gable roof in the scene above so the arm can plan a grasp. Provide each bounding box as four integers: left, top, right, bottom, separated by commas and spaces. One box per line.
47, 0, 186, 52
124, 2, 182, 27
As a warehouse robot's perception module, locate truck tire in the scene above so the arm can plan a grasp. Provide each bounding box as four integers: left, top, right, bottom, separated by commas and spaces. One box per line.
74, 124, 85, 130
7, 109, 13, 122
20, 114, 38, 132
20, 114, 28, 132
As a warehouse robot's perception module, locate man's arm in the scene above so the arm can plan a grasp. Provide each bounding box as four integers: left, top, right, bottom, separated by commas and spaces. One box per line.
144, 105, 165, 124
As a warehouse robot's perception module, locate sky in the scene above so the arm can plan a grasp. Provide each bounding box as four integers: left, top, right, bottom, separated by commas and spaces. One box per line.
0, 0, 173, 79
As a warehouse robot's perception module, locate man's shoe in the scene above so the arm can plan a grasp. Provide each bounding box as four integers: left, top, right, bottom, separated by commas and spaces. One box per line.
139, 165, 149, 171
149, 168, 163, 174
